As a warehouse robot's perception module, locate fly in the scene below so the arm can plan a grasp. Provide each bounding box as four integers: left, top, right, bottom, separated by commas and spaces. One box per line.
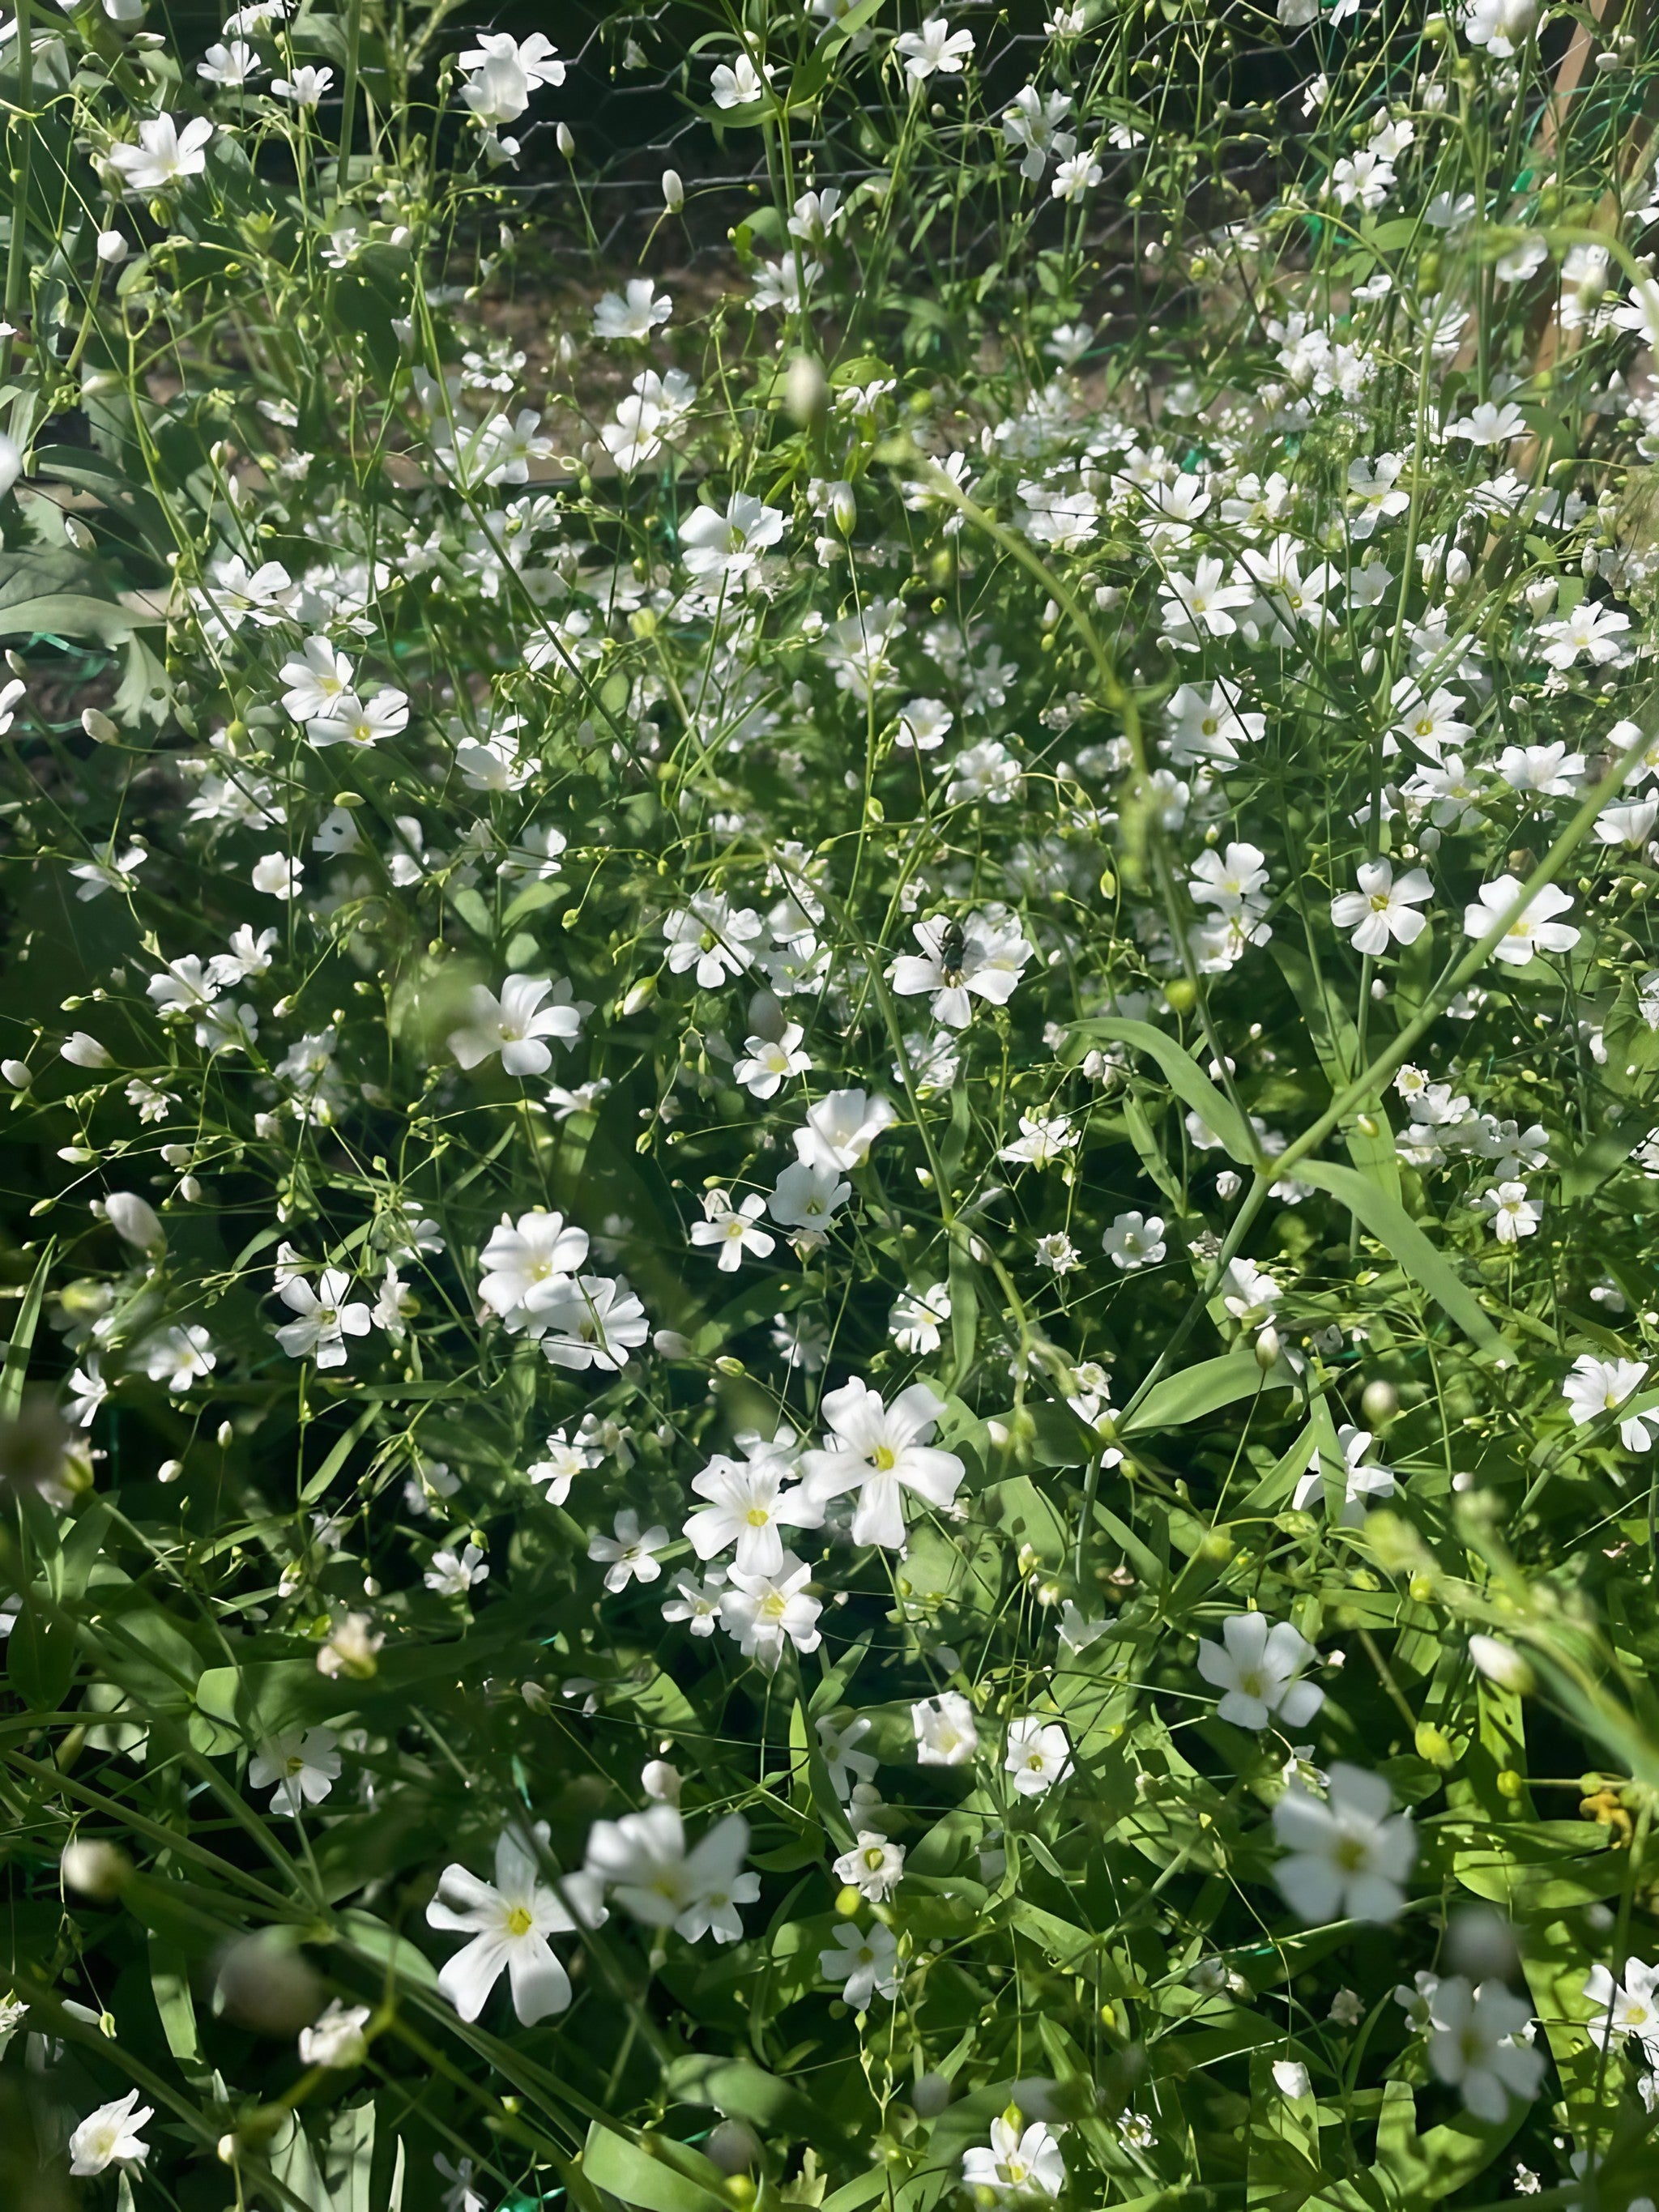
938, 917, 967, 979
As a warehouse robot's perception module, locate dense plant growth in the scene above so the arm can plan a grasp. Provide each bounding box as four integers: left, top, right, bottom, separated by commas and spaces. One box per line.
6, 0, 1659, 2205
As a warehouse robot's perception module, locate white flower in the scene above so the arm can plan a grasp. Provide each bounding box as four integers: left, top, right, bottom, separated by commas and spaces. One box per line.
251, 852, 303, 899
890, 1282, 951, 1355
890, 910, 1034, 1029
834, 1830, 906, 1901
1197, 1615, 1324, 1731
249, 1726, 340, 1815
108, 114, 213, 194
1537, 599, 1630, 669
426, 1542, 488, 1600
734, 1021, 810, 1097
789, 1091, 893, 1177
817, 1712, 877, 1797
275, 1268, 373, 1367
1563, 1355, 1657, 1450
69, 843, 147, 901
1445, 400, 1526, 445
1293, 1423, 1395, 1523
1004, 1716, 1073, 1796
1463, 876, 1580, 965
273, 65, 334, 104
1052, 149, 1102, 199
912, 1690, 979, 1765
1159, 554, 1255, 640
663, 893, 764, 987
1166, 680, 1265, 768
1584, 1957, 1659, 2056
143, 1323, 217, 1391
820, 1919, 900, 2006
661, 1568, 727, 1635
711, 54, 772, 108
768, 1160, 851, 1231
1427, 1975, 1546, 2120
687, 1438, 821, 1575
198, 38, 263, 85
1273, 1761, 1416, 1924
458, 32, 562, 126
962, 2118, 1064, 2202
1476, 1181, 1541, 1244
1330, 859, 1434, 956
298, 1999, 371, 2069
588, 1508, 670, 1592
427, 1826, 591, 2024
478, 1209, 590, 1334
895, 18, 975, 79
680, 492, 785, 583
70, 2090, 153, 2176
306, 686, 409, 749
536, 1274, 650, 1371
592, 277, 672, 340
583, 1804, 754, 1941
801, 1379, 965, 1549
1001, 84, 1074, 181
449, 975, 581, 1077
719, 1554, 823, 1669
1461, 0, 1537, 56
1102, 1210, 1166, 1270
690, 1188, 776, 1272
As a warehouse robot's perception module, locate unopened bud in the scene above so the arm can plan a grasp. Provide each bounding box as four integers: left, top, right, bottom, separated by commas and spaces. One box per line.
1254, 1324, 1282, 1370
785, 353, 827, 425
662, 168, 684, 213
100, 1190, 164, 1251
62, 1839, 130, 1899
557, 121, 574, 156
81, 708, 118, 744
1469, 1634, 1534, 1694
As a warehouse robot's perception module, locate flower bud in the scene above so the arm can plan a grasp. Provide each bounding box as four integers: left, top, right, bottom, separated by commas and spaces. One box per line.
1469, 1634, 1534, 1694
557, 121, 574, 156
1253, 1324, 1282, 1370
662, 168, 684, 213
785, 353, 827, 425
96, 229, 129, 264
62, 1839, 130, 1899
100, 1190, 164, 1251
81, 708, 118, 744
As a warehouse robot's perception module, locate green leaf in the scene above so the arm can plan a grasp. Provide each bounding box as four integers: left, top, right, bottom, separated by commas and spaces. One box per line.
663, 2055, 847, 2150
1294, 1157, 1514, 1362
581, 2124, 727, 2212
1067, 1016, 1258, 1166
0, 1241, 53, 1420
1121, 1350, 1296, 1437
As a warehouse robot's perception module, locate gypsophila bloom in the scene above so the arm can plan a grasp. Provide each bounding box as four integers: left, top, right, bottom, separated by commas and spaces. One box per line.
1004, 1716, 1073, 1796
428, 1826, 592, 2024
834, 1830, 906, 1901
800, 1379, 966, 1549
249, 1727, 340, 1814
821, 1919, 900, 2006
70, 2091, 153, 2176
1273, 1763, 1416, 1924
962, 2119, 1064, 2201
913, 1690, 979, 1765
1197, 1615, 1324, 1732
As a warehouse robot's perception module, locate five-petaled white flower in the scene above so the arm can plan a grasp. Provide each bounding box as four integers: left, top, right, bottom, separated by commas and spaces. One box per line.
890, 911, 1034, 1029
1561, 1355, 1657, 1450
820, 1919, 900, 2006
1463, 877, 1581, 965
427, 1825, 595, 2024
249, 1726, 341, 1815
70, 2090, 154, 2176
962, 2118, 1065, 2202
108, 114, 213, 194
895, 17, 975, 79
588, 1508, 670, 1592
1197, 1615, 1324, 1732
582, 1804, 755, 1941
1004, 1716, 1073, 1796
1330, 859, 1434, 956
801, 1379, 966, 1549
449, 975, 581, 1076
1273, 1761, 1416, 1924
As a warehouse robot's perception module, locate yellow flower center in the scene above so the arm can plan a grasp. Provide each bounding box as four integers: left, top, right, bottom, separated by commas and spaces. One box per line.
505, 1905, 534, 1938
